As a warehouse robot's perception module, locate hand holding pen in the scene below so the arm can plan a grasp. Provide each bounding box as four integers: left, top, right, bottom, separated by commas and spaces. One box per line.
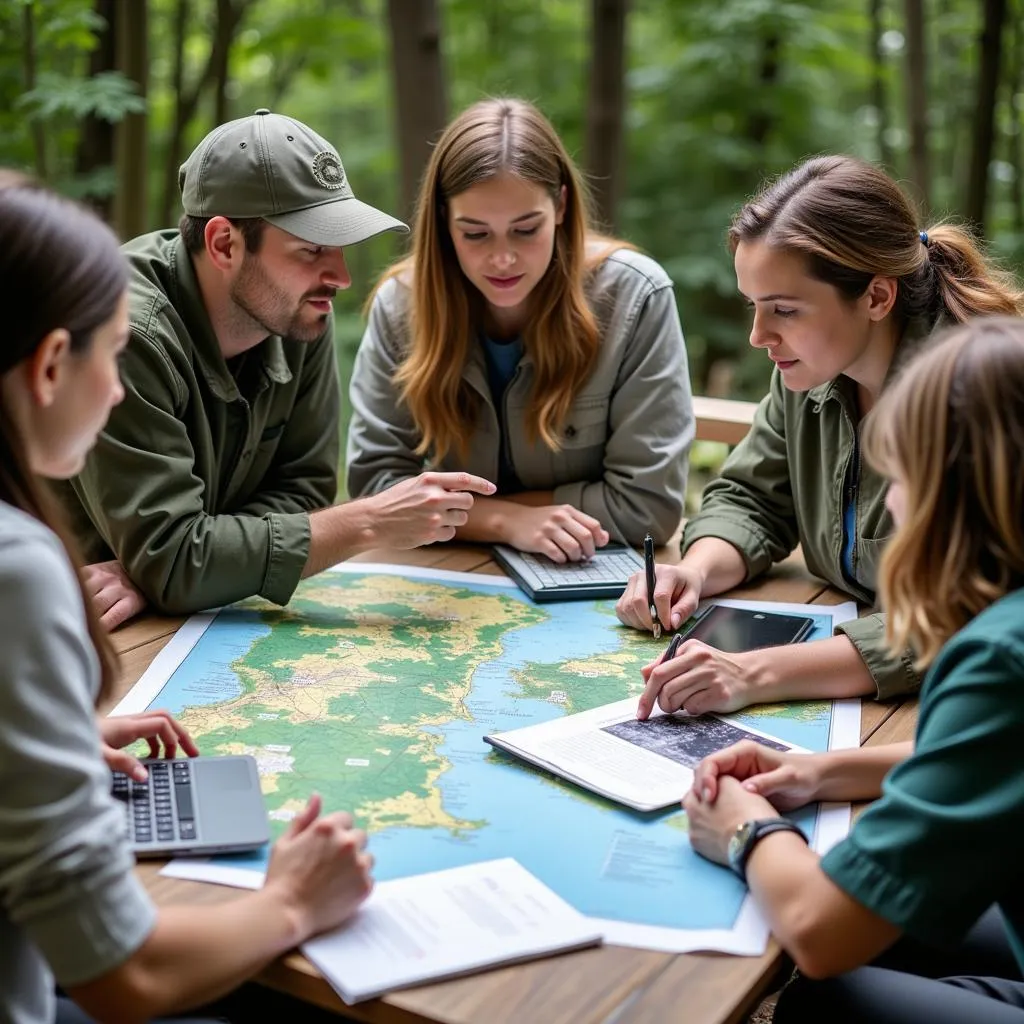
643, 533, 663, 640
636, 631, 685, 720
615, 560, 705, 634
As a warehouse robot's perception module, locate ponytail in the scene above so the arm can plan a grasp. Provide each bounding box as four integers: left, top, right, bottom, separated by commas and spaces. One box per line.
923, 223, 1024, 322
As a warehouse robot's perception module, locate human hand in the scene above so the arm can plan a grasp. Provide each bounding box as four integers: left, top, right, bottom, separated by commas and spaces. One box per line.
616, 563, 703, 633
503, 504, 609, 562
637, 639, 755, 719
98, 710, 199, 782
265, 794, 374, 940
683, 774, 777, 866
692, 741, 824, 811
83, 560, 148, 631
367, 472, 496, 548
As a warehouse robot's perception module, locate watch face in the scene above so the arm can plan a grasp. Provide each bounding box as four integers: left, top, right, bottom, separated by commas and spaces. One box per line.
727, 820, 756, 872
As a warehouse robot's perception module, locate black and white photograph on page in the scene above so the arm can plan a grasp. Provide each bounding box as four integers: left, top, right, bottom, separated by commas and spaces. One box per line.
604, 716, 792, 770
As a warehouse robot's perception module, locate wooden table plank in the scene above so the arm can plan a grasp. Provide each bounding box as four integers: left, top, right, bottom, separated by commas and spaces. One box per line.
111, 614, 186, 656
863, 699, 918, 746
610, 947, 791, 1024
262, 946, 676, 1024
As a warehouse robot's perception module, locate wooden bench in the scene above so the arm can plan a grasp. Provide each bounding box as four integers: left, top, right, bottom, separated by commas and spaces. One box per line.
693, 395, 758, 446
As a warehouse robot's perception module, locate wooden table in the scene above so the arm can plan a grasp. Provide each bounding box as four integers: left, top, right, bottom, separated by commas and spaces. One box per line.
107, 546, 914, 1024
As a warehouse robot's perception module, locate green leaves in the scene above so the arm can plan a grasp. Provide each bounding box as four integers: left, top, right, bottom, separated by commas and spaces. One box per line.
17, 68, 144, 120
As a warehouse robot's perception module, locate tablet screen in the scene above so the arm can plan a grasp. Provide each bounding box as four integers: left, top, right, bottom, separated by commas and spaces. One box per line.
681, 605, 814, 652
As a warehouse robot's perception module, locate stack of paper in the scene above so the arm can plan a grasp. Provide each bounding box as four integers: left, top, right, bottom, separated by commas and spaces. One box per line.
301, 858, 602, 1004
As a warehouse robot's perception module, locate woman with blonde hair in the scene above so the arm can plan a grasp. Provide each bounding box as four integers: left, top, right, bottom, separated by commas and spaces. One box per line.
617, 154, 1024, 712
682, 316, 1024, 1023
347, 97, 694, 560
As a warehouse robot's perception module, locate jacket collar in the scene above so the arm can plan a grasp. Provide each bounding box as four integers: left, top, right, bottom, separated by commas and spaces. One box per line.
168, 235, 293, 401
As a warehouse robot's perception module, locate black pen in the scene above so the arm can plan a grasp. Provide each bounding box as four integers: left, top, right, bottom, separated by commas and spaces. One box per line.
643, 533, 663, 640
660, 631, 685, 664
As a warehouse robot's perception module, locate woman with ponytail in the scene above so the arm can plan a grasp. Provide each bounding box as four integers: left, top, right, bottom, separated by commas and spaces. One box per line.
617, 155, 1023, 715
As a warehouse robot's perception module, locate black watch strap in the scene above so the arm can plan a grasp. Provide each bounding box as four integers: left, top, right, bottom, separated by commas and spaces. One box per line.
730, 818, 807, 882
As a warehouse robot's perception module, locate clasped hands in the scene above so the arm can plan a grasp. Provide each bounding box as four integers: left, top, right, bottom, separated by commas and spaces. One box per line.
682, 741, 823, 865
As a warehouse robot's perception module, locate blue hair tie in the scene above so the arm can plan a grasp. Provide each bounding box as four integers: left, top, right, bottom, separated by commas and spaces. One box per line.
919, 230, 930, 247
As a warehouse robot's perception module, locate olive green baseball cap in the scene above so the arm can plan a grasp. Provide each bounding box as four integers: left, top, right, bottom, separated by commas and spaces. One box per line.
178, 108, 408, 246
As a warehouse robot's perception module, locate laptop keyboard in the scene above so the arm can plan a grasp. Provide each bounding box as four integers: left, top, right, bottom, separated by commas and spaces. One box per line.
516, 549, 643, 589
111, 759, 197, 845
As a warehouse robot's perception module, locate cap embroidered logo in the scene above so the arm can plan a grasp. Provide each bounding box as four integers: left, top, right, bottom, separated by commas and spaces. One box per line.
312, 151, 347, 191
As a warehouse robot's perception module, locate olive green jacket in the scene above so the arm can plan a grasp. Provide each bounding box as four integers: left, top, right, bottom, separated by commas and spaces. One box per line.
64, 230, 340, 614
682, 364, 920, 700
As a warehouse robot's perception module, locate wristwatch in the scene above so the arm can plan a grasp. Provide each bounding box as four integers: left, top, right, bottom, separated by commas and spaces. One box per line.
727, 818, 807, 882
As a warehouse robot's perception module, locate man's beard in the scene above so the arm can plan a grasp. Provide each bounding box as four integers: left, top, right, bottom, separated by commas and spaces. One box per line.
229, 254, 333, 343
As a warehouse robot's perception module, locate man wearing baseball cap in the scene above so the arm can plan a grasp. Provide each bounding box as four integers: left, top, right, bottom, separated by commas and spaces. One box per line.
64, 110, 494, 629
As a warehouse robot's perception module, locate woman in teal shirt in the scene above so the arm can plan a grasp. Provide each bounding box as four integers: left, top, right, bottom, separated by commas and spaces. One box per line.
683, 316, 1024, 1023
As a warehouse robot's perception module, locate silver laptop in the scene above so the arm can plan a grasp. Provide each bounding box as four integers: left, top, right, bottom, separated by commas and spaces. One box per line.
111, 754, 270, 858
492, 543, 645, 602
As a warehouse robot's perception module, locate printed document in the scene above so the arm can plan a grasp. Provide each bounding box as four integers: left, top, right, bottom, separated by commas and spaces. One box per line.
486, 697, 807, 811
301, 858, 602, 1003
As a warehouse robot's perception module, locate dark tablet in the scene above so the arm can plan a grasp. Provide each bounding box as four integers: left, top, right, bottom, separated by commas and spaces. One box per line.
678, 604, 815, 652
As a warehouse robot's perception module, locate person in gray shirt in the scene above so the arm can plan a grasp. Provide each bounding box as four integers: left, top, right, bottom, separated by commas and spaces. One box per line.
0, 176, 375, 1023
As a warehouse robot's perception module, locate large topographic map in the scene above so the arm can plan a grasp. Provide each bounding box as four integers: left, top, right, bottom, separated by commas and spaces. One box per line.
121, 564, 857, 953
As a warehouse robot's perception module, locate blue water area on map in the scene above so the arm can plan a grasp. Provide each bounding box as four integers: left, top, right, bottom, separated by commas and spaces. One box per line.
154, 612, 272, 715
150, 574, 831, 932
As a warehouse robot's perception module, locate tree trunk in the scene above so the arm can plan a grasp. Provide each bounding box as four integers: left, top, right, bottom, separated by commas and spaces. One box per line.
21, 2, 48, 180
869, 0, 894, 168
747, 32, 781, 146
584, 0, 629, 232
385, 0, 448, 221
965, 0, 1009, 231
904, 0, 930, 213
212, 0, 243, 128
159, 0, 249, 227
114, 0, 148, 239
1009, 0, 1023, 231
75, 0, 117, 219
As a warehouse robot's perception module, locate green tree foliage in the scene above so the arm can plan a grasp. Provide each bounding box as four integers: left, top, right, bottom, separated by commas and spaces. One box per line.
0, 0, 143, 199
2, 0, 1023, 405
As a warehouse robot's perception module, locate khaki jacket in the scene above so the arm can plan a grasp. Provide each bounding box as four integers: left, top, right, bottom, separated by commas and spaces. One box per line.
63, 230, 340, 613
346, 249, 695, 545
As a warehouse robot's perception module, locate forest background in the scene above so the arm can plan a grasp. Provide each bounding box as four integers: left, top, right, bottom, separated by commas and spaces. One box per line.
1, 0, 1021, 496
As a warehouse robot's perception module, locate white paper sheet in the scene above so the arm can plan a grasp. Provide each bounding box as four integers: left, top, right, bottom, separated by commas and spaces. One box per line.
302, 858, 602, 1003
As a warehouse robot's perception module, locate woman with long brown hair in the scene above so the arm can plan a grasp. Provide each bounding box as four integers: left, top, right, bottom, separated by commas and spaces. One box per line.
617, 154, 1024, 711
682, 317, 1024, 1023
347, 97, 694, 560
0, 176, 373, 1023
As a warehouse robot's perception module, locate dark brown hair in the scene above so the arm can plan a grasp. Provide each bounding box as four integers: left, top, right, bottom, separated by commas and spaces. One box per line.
729, 155, 1023, 326
179, 213, 267, 254
0, 174, 126, 701
863, 317, 1024, 666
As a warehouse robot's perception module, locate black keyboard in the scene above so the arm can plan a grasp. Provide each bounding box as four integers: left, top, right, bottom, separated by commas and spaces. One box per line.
111, 759, 197, 845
